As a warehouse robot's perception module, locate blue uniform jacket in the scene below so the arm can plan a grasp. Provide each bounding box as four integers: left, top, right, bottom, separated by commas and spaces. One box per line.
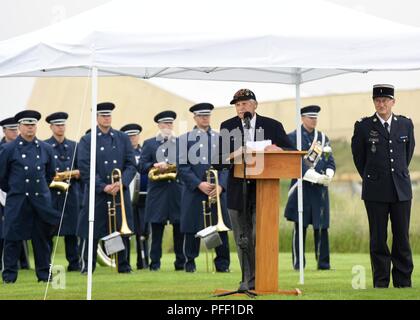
177, 127, 231, 234
139, 135, 182, 224
44, 137, 80, 235
0, 138, 8, 239
0, 136, 61, 240
351, 113, 415, 202
284, 126, 336, 229
77, 127, 136, 239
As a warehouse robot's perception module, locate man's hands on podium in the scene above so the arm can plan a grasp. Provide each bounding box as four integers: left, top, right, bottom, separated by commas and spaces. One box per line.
264, 144, 283, 151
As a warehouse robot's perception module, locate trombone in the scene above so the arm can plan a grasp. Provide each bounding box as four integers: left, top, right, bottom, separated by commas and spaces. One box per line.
199, 168, 230, 272
106, 168, 133, 271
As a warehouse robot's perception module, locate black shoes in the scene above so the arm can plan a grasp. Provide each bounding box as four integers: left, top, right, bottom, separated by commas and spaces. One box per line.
3, 279, 16, 284
185, 267, 196, 273
216, 268, 231, 273
118, 267, 133, 274
67, 265, 81, 272
149, 266, 160, 272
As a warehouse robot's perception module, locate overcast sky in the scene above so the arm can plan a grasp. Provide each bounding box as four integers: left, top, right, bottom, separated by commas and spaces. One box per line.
1, 0, 420, 120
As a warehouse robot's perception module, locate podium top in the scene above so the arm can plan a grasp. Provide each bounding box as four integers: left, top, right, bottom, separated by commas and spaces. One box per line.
230, 150, 306, 179
229, 149, 306, 161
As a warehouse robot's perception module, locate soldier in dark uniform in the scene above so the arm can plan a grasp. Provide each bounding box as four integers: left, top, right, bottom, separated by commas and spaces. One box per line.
0, 117, 31, 271
178, 103, 231, 273
44, 112, 81, 271
120, 123, 150, 270
219, 89, 294, 291
77, 102, 136, 274
0, 110, 60, 283
351, 84, 415, 288
284, 105, 336, 270
1, 117, 18, 271
139, 111, 185, 271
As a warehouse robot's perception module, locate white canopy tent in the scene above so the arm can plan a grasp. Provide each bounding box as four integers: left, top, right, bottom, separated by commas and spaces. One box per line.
1, 0, 420, 299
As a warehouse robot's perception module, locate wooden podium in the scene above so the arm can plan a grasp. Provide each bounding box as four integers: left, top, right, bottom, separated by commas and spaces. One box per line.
232, 150, 305, 295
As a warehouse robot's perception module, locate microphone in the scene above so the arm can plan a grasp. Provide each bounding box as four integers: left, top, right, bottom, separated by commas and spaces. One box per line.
243, 112, 252, 129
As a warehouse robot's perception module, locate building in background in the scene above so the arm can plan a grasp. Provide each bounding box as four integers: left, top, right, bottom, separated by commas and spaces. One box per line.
26, 77, 420, 155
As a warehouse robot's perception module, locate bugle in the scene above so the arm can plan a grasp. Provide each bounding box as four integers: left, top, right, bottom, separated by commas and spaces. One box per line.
49, 169, 80, 191
148, 164, 177, 181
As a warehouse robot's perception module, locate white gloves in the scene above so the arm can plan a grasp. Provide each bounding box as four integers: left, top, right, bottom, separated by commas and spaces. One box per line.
326, 168, 335, 178
0, 189, 6, 207
303, 168, 323, 184
303, 168, 334, 187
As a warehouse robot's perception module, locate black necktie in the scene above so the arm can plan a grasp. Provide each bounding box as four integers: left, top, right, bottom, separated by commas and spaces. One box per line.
384, 122, 390, 138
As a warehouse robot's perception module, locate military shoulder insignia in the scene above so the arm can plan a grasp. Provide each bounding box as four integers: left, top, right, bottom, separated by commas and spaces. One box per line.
357, 117, 367, 123
397, 114, 410, 120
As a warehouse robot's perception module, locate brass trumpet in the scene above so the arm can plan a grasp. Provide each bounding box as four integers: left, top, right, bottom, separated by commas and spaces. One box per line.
148, 164, 177, 181
49, 169, 80, 191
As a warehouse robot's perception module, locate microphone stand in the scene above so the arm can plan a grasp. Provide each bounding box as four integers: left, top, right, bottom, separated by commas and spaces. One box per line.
215, 119, 257, 298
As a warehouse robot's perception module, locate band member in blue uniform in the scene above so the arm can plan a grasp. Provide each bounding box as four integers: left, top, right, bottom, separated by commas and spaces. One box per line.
220, 89, 294, 290
120, 123, 150, 270
0, 110, 60, 283
139, 111, 185, 271
0, 117, 31, 271
1, 117, 18, 271
284, 105, 336, 270
45, 112, 81, 271
351, 84, 415, 288
178, 103, 231, 273
77, 102, 136, 274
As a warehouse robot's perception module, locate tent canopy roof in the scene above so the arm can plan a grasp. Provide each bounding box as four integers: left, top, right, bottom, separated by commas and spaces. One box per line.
1, 0, 420, 83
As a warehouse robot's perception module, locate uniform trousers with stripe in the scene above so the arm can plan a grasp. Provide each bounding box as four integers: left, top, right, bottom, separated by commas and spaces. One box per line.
48, 235, 80, 271
364, 200, 413, 288
183, 231, 230, 271
292, 223, 330, 270
2, 219, 51, 282
149, 223, 184, 270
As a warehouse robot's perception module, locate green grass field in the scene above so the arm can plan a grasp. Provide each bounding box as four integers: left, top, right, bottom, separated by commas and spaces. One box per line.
1, 252, 419, 300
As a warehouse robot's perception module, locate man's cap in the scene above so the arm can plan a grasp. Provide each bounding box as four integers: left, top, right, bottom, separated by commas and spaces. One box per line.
97, 102, 115, 116
154, 110, 177, 123
301, 105, 321, 118
230, 89, 257, 105
120, 123, 143, 136
14, 110, 41, 124
372, 84, 394, 99
0, 117, 19, 129
189, 103, 214, 116
45, 112, 69, 125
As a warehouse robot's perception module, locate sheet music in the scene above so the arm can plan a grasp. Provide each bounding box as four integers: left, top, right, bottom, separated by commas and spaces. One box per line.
246, 139, 272, 151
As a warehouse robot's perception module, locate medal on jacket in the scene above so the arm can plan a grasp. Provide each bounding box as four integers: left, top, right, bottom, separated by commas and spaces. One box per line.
371, 142, 376, 153
303, 130, 325, 168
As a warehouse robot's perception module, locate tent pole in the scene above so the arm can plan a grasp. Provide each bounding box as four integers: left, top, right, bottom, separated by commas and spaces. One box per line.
295, 72, 304, 285
87, 67, 98, 300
